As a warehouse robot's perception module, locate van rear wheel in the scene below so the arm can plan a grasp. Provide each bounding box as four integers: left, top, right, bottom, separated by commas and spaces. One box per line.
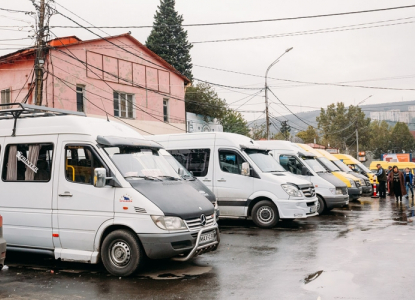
252, 200, 279, 228
101, 229, 144, 277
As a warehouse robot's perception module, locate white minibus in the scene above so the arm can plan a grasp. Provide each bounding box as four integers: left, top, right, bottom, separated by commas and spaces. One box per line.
152, 132, 318, 228
0, 104, 219, 277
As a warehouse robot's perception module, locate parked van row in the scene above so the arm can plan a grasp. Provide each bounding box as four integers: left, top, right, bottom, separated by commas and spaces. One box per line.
0, 104, 219, 277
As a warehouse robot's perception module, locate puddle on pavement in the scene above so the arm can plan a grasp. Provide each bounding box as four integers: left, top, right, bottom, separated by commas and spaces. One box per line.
302, 270, 359, 298
138, 263, 212, 280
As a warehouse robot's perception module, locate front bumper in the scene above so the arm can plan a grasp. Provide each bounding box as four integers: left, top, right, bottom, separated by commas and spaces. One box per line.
348, 187, 362, 199
0, 237, 6, 268
277, 197, 319, 219
362, 185, 373, 195
325, 194, 349, 209
138, 225, 219, 260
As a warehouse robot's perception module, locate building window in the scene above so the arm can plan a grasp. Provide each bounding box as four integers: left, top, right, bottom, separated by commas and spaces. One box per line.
114, 92, 134, 118
76, 85, 85, 112
163, 99, 169, 122
1, 89, 10, 108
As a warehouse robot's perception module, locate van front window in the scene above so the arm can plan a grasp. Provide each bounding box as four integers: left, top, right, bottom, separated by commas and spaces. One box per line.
104, 146, 180, 180
245, 149, 286, 172
318, 157, 341, 172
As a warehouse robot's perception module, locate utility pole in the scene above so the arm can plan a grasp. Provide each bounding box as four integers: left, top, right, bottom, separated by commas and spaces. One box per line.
356, 129, 359, 159
34, 0, 46, 106
264, 47, 293, 140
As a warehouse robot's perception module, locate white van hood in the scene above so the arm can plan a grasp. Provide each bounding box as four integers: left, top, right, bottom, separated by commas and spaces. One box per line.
261, 171, 313, 188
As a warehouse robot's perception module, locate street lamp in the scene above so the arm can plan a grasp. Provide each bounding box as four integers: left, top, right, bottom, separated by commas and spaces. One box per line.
265, 47, 293, 140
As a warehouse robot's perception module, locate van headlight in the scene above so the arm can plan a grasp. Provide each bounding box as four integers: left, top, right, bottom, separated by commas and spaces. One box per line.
329, 188, 336, 195
349, 179, 355, 187
281, 184, 303, 197
151, 216, 187, 231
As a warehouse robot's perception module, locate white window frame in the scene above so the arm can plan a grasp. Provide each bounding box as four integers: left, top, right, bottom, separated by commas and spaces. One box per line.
76, 85, 85, 113
163, 98, 169, 123
113, 92, 135, 119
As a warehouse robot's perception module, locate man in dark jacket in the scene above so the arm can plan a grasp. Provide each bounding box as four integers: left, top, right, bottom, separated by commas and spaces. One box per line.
375, 164, 387, 198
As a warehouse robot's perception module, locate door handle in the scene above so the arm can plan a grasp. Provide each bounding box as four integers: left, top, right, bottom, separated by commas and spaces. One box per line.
217, 178, 226, 182
202, 179, 211, 182
59, 192, 73, 197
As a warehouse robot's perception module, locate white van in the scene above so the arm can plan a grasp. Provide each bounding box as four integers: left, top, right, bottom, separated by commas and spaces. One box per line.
151, 132, 318, 228
0, 104, 219, 277
256, 140, 349, 214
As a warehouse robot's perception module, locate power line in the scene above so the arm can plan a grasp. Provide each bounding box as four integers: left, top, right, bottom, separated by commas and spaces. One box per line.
50, 4, 415, 28
0, 7, 34, 14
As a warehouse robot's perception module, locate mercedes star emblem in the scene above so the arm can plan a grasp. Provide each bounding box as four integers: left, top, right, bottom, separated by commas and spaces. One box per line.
200, 214, 207, 226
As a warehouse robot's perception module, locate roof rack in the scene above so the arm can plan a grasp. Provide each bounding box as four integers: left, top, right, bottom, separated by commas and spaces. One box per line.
0, 103, 86, 136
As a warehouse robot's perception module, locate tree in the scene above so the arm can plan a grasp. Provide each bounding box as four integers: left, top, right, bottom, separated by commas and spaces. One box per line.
389, 122, 415, 153
280, 121, 291, 141
146, 0, 193, 81
368, 120, 392, 159
185, 82, 250, 135
221, 109, 250, 136
317, 102, 370, 155
297, 125, 319, 144
185, 82, 227, 121
250, 123, 267, 140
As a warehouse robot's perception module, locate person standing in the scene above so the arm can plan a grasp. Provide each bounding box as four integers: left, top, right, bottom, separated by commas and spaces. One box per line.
388, 166, 407, 201
404, 167, 414, 198
387, 166, 393, 195
375, 164, 387, 198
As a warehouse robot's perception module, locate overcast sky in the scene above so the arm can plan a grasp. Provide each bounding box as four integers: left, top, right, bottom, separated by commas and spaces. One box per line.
2, 0, 415, 126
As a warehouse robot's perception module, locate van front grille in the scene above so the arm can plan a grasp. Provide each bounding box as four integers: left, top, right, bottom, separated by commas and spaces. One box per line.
301, 186, 316, 198
185, 215, 215, 232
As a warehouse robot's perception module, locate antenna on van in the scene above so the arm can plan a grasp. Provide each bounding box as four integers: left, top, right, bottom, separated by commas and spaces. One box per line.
99, 97, 110, 122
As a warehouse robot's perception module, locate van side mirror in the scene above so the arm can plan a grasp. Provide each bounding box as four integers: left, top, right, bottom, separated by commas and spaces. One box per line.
178, 167, 185, 177
301, 166, 310, 176
94, 168, 111, 188
241, 162, 250, 176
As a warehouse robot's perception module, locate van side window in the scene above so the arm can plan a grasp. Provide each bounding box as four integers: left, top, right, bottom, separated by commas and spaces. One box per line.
169, 149, 210, 177
219, 150, 245, 175
2, 143, 53, 182
65, 145, 105, 184
279, 155, 304, 175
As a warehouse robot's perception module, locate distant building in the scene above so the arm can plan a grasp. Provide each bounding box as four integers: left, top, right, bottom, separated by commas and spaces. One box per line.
0, 33, 190, 135
186, 112, 223, 133
370, 108, 414, 124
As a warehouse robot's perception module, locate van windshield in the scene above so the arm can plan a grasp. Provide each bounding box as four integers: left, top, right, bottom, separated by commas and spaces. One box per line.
332, 160, 352, 172
162, 153, 193, 179
245, 149, 286, 172
103, 146, 180, 180
356, 162, 372, 173
318, 157, 341, 172
302, 158, 326, 173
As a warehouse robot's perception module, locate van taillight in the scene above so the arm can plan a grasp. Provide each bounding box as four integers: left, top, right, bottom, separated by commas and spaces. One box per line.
0, 216, 2, 227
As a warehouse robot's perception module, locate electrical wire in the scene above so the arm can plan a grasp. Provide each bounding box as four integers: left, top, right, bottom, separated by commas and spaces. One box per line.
50, 4, 415, 28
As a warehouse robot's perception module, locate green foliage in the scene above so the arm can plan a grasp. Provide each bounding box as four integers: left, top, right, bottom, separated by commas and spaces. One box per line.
368, 120, 392, 159
185, 82, 227, 121
389, 122, 415, 153
185, 82, 250, 135
280, 121, 291, 141
297, 126, 319, 144
146, 0, 193, 81
317, 102, 370, 155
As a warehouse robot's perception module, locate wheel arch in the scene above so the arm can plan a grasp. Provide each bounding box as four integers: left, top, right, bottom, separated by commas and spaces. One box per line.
94, 220, 138, 252
247, 196, 276, 217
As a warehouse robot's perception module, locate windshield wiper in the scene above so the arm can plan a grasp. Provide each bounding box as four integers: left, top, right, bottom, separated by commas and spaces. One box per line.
124, 175, 162, 181
159, 175, 181, 181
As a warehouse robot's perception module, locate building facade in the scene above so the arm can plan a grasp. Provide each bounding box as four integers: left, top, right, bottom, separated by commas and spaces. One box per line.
0, 34, 189, 135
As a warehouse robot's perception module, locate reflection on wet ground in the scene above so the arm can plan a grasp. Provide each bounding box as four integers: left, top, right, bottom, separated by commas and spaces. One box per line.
1, 196, 415, 299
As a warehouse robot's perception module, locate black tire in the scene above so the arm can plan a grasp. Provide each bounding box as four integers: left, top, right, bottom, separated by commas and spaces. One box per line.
101, 229, 144, 277
281, 218, 295, 223
317, 195, 326, 215
252, 200, 279, 228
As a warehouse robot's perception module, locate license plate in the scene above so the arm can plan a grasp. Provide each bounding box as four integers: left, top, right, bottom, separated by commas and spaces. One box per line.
200, 231, 216, 244
310, 205, 317, 213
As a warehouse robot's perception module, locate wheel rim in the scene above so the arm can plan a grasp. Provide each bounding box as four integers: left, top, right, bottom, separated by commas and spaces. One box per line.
109, 241, 131, 267
317, 199, 321, 212
257, 206, 275, 224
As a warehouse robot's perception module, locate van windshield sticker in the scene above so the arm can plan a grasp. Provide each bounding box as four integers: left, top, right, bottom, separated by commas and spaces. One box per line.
16, 151, 38, 173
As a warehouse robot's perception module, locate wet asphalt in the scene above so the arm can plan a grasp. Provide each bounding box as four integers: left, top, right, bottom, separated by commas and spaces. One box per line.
1, 195, 415, 300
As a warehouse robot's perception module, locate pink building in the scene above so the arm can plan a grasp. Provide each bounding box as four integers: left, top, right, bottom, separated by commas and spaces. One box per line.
0, 33, 189, 135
